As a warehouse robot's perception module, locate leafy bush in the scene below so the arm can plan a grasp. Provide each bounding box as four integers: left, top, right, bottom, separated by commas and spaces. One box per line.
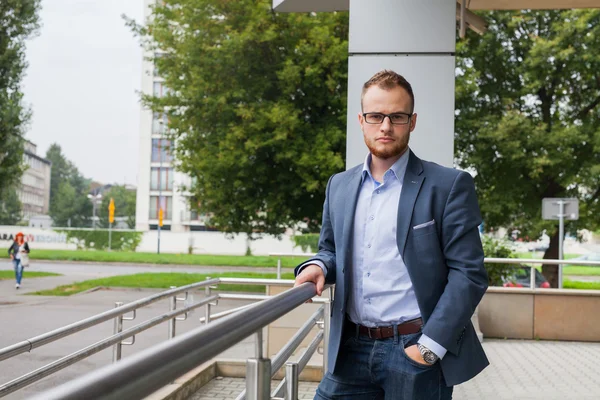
482, 235, 516, 286
56, 229, 143, 251
292, 234, 319, 253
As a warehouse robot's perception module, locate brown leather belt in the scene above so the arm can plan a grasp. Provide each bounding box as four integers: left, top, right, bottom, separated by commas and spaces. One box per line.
347, 318, 423, 339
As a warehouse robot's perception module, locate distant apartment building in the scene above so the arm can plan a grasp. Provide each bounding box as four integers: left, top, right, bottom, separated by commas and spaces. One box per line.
135, 0, 209, 232
19, 141, 52, 221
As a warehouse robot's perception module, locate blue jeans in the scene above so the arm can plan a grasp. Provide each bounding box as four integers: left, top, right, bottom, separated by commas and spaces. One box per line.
13, 259, 23, 284
315, 328, 453, 400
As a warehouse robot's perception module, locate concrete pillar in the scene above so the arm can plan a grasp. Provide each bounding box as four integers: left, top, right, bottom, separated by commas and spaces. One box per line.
345, 0, 456, 168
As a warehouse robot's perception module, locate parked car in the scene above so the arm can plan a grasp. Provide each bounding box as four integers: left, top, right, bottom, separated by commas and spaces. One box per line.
502, 266, 550, 288
568, 252, 600, 265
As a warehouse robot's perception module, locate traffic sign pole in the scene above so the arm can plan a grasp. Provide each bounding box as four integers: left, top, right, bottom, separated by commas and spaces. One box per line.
108, 198, 116, 252
558, 200, 565, 289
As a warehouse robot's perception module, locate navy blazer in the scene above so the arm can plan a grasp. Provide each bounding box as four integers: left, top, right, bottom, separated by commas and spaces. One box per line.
295, 150, 489, 386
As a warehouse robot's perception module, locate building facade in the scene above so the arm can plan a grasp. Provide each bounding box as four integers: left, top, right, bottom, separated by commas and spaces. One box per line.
19, 141, 52, 221
135, 0, 208, 232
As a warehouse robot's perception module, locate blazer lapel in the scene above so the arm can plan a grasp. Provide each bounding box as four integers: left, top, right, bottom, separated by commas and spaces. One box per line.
341, 168, 363, 261
397, 151, 425, 257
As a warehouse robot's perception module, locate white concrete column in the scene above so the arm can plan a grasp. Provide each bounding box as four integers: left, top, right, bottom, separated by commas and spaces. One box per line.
346, 0, 456, 168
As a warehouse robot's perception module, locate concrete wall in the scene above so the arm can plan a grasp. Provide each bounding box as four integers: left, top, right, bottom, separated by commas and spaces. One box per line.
0, 225, 302, 255
478, 288, 600, 341
138, 230, 299, 255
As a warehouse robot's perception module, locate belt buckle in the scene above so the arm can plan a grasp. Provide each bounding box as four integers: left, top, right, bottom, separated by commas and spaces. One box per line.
367, 327, 373, 339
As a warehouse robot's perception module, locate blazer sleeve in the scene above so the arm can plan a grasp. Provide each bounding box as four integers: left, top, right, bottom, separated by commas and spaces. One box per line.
421, 171, 488, 356
295, 175, 337, 285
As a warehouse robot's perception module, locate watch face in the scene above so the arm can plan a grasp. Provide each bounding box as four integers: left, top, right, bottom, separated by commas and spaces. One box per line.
424, 352, 437, 364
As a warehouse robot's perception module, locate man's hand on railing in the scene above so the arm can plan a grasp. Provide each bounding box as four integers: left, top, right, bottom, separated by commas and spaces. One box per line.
294, 264, 325, 301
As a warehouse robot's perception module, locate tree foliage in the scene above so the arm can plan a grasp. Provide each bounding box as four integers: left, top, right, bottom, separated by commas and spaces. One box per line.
46, 144, 92, 227
456, 10, 600, 286
127, 0, 348, 238
0, 188, 22, 225
0, 0, 41, 202
96, 185, 137, 229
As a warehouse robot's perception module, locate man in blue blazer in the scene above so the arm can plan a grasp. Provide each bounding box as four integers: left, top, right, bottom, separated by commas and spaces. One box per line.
295, 70, 489, 399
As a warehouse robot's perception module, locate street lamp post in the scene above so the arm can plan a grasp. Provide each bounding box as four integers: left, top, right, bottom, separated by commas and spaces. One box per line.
87, 193, 102, 229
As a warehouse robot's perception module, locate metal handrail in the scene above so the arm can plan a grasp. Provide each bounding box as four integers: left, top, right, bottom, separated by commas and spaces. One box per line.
235, 306, 325, 400
271, 331, 324, 399
0, 295, 218, 398
484, 257, 600, 266
270, 252, 600, 267
0, 278, 220, 362
32, 282, 322, 400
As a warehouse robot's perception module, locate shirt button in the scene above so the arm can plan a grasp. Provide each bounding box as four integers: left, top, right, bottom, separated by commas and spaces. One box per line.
367, 244, 371, 248
367, 272, 371, 277
369, 215, 374, 221
376, 190, 381, 194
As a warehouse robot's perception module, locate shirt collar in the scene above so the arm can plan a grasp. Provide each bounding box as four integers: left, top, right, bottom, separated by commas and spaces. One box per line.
361, 149, 410, 185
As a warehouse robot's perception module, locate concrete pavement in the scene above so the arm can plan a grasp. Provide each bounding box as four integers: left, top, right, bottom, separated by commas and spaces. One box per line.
190, 339, 600, 400
1, 261, 599, 399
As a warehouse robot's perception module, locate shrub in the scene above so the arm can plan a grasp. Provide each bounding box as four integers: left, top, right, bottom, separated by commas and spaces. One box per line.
292, 234, 319, 253
482, 235, 516, 286
56, 229, 143, 251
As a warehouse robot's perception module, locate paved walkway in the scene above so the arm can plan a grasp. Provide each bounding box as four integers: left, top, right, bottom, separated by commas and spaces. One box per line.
191, 339, 600, 400
1, 262, 599, 400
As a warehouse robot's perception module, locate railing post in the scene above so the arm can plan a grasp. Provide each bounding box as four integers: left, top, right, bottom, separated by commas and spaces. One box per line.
530, 267, 536, 290
246, 357, 271, 400
205, 277, 212, 325
277, 258, 282, 279
323, 293, 331, 373
112, 302, 124, 363
285, 362, 299, 400
169, 286, 177, 339
256, 328, 263, 359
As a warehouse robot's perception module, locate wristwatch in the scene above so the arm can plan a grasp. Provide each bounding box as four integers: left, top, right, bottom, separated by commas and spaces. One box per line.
417, 344, 439, 365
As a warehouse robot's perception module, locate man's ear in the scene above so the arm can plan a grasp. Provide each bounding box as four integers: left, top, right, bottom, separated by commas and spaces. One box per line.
409, 113, 418, 132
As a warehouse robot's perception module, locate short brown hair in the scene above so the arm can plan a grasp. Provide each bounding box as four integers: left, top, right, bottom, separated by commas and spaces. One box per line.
361, 70, 415, 113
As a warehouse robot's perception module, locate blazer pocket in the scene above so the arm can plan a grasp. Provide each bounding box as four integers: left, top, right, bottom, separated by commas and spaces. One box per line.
412, 219, 436, 238
413, 219, 435, 230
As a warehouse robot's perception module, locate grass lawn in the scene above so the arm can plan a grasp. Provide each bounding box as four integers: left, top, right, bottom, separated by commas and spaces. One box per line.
563, 280, 600, 290
0, 270, 61, 280
29, 271, 295, 296
31, 249, 307, 268
513, 252, 600, 276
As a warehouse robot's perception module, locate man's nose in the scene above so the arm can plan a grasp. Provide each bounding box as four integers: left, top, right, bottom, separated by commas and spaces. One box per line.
380, 116, 393, 131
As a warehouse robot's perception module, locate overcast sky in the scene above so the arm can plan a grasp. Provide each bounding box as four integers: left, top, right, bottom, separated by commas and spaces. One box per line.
22, 0, 145, 186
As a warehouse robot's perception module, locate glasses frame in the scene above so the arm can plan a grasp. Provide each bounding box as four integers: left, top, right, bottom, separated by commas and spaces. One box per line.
362, 112, 413, 125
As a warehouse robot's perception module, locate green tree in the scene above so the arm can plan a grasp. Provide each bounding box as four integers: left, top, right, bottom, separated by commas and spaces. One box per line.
45, 144, 92, 227
455, 10, 600, 287
0, 0, 41, 201
127, 0, 348, 238
0, 188, 22, 225
96, 185, 137, 229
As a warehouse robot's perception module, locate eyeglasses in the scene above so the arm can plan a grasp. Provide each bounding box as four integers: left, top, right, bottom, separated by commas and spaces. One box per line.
362, 112, 412, 125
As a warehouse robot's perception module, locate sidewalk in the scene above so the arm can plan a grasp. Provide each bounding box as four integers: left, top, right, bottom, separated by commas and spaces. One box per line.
1, 270, 599, 400
191, 339, 600, 400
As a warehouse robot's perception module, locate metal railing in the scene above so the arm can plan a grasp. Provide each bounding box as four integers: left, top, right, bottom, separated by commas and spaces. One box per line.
0, 277, 329, 400
270, 252, 600, 290
27, 281, 329, 400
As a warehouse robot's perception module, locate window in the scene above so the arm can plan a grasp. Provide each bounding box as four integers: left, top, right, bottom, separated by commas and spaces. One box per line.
149, 196, 173, 220
150, 167, 174, 191
152, 112, 169, 134
153, 82, 171, 97
153, 53, 163, 77
151, 139, 173, 162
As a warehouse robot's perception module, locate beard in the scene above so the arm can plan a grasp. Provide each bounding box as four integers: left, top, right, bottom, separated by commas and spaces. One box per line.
365, 134, 409, 160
